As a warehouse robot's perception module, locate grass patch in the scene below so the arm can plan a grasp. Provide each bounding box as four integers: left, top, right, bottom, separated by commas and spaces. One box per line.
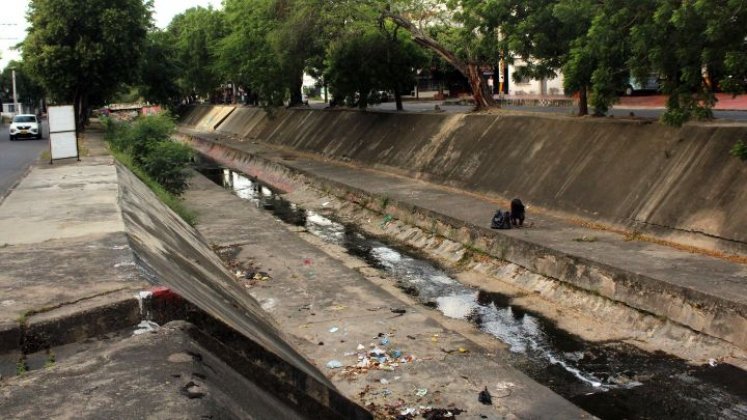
16, 357, 28, 375
111, 149, 197, 226
44, 350, 56, 368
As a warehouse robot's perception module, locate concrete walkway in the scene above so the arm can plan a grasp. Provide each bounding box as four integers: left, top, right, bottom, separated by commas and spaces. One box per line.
0, 126, 371, 419
180, 126, 747, 353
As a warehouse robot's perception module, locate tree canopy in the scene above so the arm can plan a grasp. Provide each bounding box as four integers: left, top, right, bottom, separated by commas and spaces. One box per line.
22, 0, 151, 127
12, 0, 747, 124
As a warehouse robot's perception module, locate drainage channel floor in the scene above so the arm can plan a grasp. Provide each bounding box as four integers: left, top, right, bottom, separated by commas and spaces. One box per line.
197, 164, 747, 420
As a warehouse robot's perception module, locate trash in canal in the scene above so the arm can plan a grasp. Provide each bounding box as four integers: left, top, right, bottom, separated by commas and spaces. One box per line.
326, 360, 343, 369
133, 320, 159, 335
199, 163, 747, 420
478, 386, 492, 405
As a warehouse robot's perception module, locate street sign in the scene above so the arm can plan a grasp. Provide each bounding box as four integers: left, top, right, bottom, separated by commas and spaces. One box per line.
48, 105, 79, 162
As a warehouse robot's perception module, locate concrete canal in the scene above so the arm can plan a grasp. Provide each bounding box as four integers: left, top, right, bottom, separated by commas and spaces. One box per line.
197, 163, 747, 420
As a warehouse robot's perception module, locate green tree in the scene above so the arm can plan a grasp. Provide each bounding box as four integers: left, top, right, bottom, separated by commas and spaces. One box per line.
631, 0, 747, 125
138, 31, 182, 108
22, 0, 151, 128
384, 0, 501, 109
217, 0, 327, 107
500, 0, 594, 115
324, 9, 426, 110
217, 0, 286, 106
0, 60, 45, 111
168, 6, 226, 101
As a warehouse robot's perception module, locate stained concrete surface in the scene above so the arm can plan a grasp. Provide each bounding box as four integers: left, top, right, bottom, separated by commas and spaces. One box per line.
184, 106, 747, 254
0, 144, 146, 353
0, 125, 368, 419
184, 132, 747, 351
183, 172, 593, 419
0, 321, 305, 420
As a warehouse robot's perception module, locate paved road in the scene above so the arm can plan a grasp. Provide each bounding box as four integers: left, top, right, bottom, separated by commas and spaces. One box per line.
0, 120, 48, 198
309, 100, 747, 121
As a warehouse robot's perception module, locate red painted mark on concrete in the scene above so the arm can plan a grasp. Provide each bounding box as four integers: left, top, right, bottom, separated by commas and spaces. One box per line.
151, 286, 182, 303
303, 258, 313, 266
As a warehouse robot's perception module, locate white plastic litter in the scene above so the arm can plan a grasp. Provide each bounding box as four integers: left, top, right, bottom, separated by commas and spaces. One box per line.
133, 320, 160, 335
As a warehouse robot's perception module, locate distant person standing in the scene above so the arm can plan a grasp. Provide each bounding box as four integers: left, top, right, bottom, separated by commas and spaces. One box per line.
510, 198, 525, 227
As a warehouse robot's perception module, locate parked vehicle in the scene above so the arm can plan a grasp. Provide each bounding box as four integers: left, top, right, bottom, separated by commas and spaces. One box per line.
624, 74, 660, 96
9, 114, 42, 141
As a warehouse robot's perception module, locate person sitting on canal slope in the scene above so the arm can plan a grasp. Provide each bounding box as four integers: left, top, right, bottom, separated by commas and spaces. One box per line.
510, 198, 525, 227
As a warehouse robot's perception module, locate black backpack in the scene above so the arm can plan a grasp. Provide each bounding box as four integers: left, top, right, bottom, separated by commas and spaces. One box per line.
491, 210, 511, 229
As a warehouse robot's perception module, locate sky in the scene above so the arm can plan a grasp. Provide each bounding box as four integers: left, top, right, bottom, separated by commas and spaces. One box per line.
0, 0, 221, 70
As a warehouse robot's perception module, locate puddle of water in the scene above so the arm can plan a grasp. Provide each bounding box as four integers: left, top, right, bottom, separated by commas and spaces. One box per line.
198, 164, 747, 420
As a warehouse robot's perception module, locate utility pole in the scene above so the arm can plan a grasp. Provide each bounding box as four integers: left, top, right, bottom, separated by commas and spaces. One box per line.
12, 68, 19, 114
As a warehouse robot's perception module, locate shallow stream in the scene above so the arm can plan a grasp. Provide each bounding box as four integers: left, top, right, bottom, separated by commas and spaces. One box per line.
199, 164, 747, 419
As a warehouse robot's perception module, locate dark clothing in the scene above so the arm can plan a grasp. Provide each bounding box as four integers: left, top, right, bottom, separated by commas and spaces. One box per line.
491, 210, 512, 229
510, 198, 525, 227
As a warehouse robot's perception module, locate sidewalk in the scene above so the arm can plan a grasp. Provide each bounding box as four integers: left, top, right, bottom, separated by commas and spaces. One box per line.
613, 93, 747, 110
181, 126, 747, 354
0, 126, 371, 419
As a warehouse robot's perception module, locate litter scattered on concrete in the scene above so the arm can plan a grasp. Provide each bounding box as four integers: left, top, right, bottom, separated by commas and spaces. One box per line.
326, 360, 343, 369
390, 307, 407, 314
133, 320, 160, 335
478, 386, 492, 405
415, 388, 428, 397
329, 327, 339, 333
708, 358, 718, 367
379, 337, 390, 346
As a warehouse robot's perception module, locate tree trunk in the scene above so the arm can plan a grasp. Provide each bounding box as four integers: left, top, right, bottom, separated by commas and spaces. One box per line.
466, 63, 497, 109
578, 86, 588, 116
395, 91, 403, 111
288, 71, 304, 107
384, 10, 498, 110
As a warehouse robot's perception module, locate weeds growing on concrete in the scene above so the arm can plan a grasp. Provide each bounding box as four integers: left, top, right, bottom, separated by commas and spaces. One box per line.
102, 114, 197, 225
624, 230, 643, 242
731, 140, 747, 160
379, 195, 390, 210
44, 350, 55, 368
17, 311, 28, 325
103, 113, 193, 195
111, 150, 197, 226
16, 357, 28, 375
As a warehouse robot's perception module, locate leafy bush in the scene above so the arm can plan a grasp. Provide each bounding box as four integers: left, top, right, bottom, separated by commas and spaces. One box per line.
104, 113, 192, 195
140, 141, 193, 195
731, 140, 747, 160
111, 149, 196, 226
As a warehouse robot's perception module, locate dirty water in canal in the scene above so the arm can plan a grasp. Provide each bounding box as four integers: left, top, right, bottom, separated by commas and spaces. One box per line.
197, 164, 747, 419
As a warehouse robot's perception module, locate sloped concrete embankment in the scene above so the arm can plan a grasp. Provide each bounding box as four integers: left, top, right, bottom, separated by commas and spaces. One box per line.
186, 138, 747, 365
182, 125, 747, 359
115, 163, 370, 419
0, 155, 368, 419
184, 105, 747, 256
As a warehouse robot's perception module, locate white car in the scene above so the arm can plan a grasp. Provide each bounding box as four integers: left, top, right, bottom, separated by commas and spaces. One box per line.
9, 114, 42, 141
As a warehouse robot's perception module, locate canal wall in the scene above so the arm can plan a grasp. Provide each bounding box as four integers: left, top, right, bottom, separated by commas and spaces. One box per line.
181, 105, 747, 256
